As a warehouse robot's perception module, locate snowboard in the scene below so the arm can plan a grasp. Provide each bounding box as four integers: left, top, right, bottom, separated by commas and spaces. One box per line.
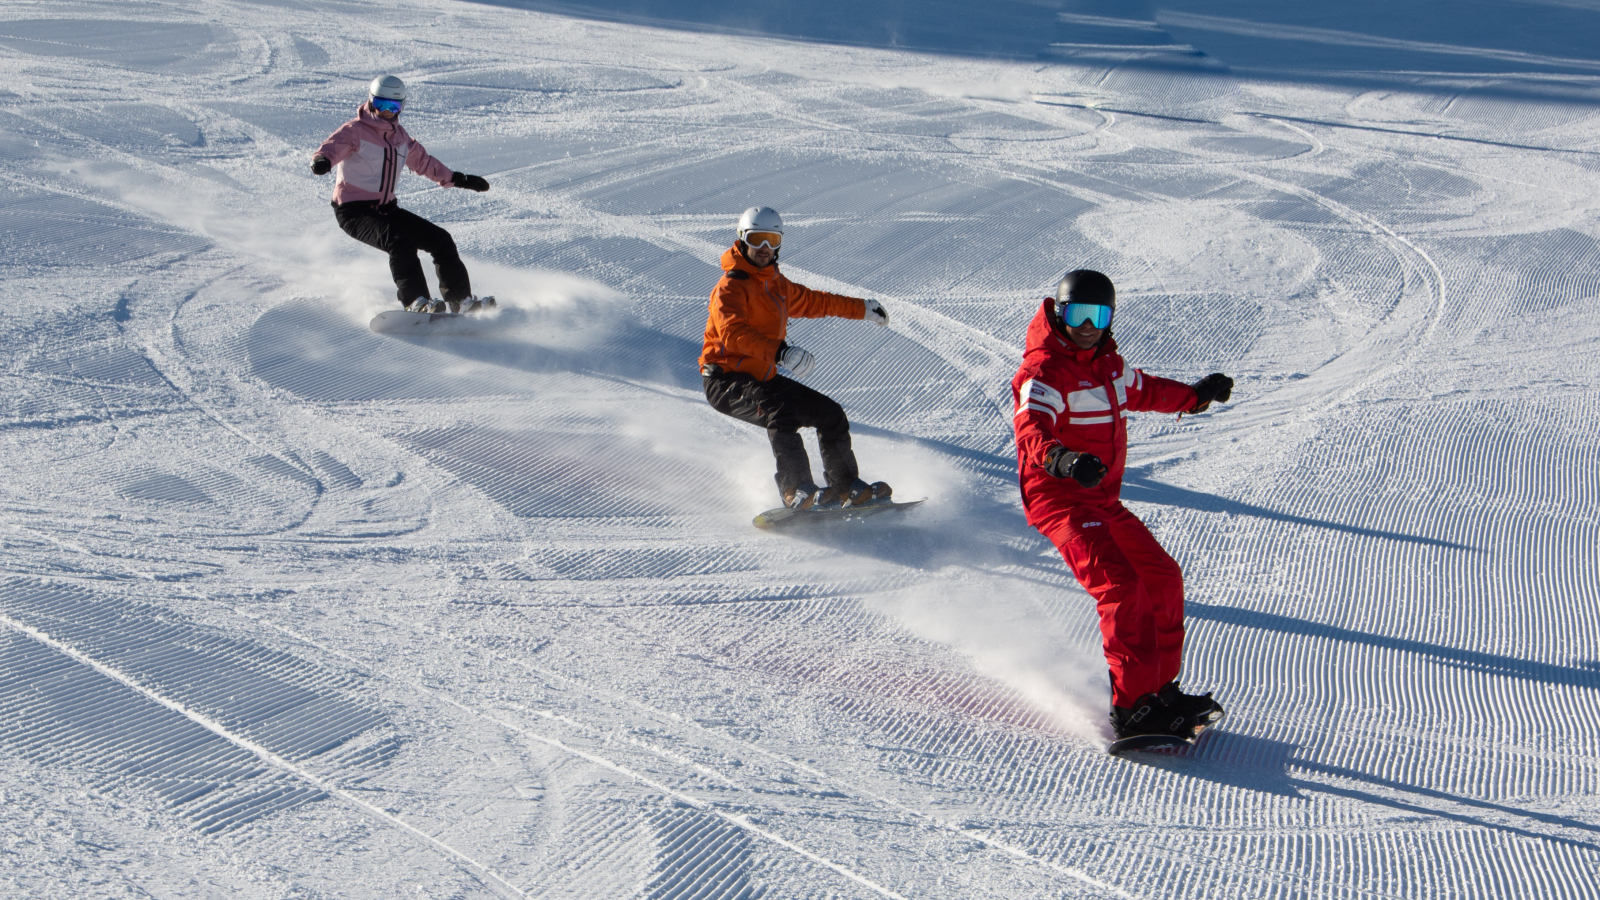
369, 299, 497, 335
753, 498, 924, 530
1107, 718, 1221, 756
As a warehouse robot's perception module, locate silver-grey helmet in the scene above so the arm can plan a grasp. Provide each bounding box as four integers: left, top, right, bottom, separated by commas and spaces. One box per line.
736, 206, 784, 243
368, 74, 407, 101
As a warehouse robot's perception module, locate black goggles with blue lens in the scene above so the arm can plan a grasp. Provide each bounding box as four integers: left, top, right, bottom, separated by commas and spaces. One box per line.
1060, 302, 1112, 329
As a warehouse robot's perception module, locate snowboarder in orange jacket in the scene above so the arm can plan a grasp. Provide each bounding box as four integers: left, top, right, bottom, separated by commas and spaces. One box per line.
699, 206, 893, 510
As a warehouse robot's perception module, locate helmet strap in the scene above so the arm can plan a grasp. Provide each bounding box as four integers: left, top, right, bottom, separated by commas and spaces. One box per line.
1046, 300, 1067, 337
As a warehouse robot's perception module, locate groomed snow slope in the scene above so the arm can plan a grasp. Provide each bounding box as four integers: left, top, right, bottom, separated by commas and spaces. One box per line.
2, 0, 1599, 897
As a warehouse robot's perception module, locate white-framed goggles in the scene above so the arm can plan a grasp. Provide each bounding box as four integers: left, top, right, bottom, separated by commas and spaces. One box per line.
742, 230, 782, 251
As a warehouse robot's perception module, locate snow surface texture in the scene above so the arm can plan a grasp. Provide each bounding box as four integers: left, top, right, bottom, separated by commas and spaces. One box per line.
2, 0, 1598, 897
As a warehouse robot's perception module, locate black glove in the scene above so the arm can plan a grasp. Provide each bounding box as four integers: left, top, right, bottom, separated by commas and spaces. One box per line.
1189, 373, 1234, 413
451, 171, 490, 192
1044, 446, 1107, 488
310, 154, 332, 176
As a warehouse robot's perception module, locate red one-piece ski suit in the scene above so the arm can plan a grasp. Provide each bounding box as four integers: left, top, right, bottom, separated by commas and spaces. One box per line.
1010, 298, 1199, 707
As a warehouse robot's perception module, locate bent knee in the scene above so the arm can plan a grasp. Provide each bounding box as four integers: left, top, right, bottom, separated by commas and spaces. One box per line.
1145, 552, 1182, 579
816, 402, 848, 434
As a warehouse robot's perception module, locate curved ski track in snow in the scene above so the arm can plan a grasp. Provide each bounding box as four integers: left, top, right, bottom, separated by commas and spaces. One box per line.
4, 1, 1600, 898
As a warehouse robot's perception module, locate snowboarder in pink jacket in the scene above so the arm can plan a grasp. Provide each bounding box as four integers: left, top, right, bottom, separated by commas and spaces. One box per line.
311, 75, 493, 313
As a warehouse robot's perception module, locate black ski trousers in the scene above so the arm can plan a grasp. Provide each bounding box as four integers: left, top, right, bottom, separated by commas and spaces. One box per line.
333, 201, 472, 306
703, 370, 858, 496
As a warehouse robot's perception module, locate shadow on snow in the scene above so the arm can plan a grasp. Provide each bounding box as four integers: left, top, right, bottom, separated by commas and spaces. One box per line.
1188, 602, 1600, 692
1128, 731, 1600, 852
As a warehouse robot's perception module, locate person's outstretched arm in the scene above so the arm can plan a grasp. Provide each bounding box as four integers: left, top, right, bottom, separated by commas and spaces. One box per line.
404, 138, 488, 191
781, 273, 872, 321
1121, 367, 1223, 415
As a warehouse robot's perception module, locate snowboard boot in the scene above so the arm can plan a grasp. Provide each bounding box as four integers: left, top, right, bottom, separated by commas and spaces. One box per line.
1158, 681, 1224, 729
1110, 692, 1196, 741
842, 479, 892, 508
783, 482, 825, 510
416, 297, 450, 314
458, 295, 492, 314
812, 485, 846, 509
404, 297, 433, 313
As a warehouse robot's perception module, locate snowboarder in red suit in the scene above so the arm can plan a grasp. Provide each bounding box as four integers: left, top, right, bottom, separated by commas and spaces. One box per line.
1010, 270, 1235, 741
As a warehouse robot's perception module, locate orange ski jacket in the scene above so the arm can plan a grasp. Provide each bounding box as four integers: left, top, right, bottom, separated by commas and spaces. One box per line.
699, 244, 866, 381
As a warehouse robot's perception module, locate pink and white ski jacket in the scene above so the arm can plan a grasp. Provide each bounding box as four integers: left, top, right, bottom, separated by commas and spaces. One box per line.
314, 104, 456, 205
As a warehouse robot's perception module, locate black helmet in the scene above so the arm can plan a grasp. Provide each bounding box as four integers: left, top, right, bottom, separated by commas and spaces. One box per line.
1055, 269, 1115, 310
1052, 270, 1116, 337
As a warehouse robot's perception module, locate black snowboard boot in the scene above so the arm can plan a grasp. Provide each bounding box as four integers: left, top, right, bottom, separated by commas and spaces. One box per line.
1110, 692, 1195, 740
1158, 681, 1224, 728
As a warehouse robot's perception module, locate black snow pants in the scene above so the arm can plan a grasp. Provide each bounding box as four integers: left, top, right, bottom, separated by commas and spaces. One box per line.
703, 369, 858, 496
333, 201, 472, 306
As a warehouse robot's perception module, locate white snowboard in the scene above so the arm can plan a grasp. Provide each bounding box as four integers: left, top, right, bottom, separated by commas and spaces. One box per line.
369, 304, 497, 335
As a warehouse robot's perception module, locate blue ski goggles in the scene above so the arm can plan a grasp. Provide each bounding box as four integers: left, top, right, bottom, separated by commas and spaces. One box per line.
1060, 302, 1113, 329
370, 96, 404, 114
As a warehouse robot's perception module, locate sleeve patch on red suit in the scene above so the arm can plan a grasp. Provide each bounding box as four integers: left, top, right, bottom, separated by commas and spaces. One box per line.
1017, 378, 1066, 422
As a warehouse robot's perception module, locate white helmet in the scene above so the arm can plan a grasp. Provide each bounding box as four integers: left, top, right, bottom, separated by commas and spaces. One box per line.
737, 206, 784, 242
369, 74, 407, 101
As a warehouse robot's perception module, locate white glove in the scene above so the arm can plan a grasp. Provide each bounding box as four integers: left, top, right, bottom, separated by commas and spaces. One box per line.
779, 343, 815, 378
863, 298, 889, 327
